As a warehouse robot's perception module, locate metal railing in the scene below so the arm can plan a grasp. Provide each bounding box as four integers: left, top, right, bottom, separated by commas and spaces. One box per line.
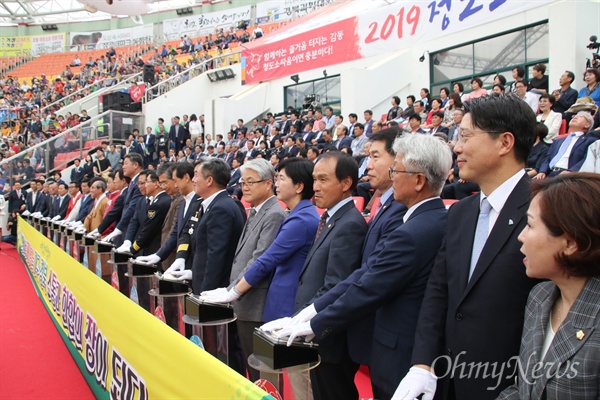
143, 49, 242, 103
0, 110, 144, 190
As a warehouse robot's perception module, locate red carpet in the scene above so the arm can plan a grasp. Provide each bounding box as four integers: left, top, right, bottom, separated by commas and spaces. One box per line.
0, 244, 94, 400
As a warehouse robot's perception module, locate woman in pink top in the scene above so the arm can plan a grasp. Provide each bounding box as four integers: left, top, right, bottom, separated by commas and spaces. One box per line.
468, 77, 488, 100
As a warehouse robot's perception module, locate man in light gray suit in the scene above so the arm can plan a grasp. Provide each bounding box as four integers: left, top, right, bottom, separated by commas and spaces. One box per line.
204, 158, 285, 382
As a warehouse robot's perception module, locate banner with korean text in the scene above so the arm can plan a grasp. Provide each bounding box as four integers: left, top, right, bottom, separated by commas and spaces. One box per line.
255, 0, 335, 23
69, 25, 153, 52
163, 6, 251, 41
242, 0, 554, 84
0, 33, 65, 56
16, 217, 272, 400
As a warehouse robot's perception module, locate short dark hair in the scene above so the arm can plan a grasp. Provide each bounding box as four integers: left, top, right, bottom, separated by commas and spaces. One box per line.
513, 66, 525, 78
58, 182, 68, 190
371, 128, 400, 155
157, 162, 173, 177
471, 77, 483, 87
539, 93, 555, 105
531, 173, 600, 277
364, 109, 373, 116
565, 70, 575, 84
440, 88, 450, 97
535, 122, 549, 142
277, 158, 315, 200
432, 111, 444, 119
493, 84, 505, 93
584, 68, 600, 84
463, 94, 536, 164
124, 153, 143, 168
453, 82, 464, 92
354, 122, 364, 131
409, 114, 422, 123
174, 162, 194, 180
200, 158, 230, 188
533, 63, 546, 74
407, 95, 416, 103
392, 96, 401, 106
316, 151, 359, 191
415, 100, 424, 108
348, 113, 358, 120
495, 74, 507, 85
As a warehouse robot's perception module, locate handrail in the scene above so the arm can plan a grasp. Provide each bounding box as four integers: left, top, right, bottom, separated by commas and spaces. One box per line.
40, 72, 142, 115
143, 49, 242, 103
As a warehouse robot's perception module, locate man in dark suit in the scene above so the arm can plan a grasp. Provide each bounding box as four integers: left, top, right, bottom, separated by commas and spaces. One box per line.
8, 181, 26, 213
429, 112, 450, 137
289, 152, 368, 400
301, 122, 316, 143
169, 116, 185, 153
226, 158, 242, 199
25, 179, 42, 213
103, 153, 144, 244
334, 125, 353, 150
75, 180, 95, 223
120, 171, 171, 256
34, 181, 51, 217
136, 163, 201, 269
49, 182, 71, 220
395, 95, 540, 400
279, 134, 452, 399
145, 127, 156, 160
535, 111, 598, 178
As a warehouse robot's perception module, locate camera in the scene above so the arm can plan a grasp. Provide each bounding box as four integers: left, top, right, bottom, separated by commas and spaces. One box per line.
587, 35, 599, 50
586, 35, 600, 69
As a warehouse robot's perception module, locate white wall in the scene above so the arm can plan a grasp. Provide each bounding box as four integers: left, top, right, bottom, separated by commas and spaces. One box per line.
143, 1, 600, 133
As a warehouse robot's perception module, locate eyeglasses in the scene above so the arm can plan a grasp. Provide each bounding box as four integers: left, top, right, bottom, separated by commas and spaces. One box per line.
456, 128, 504, 144
240, 180, 266, 188
158, 181, 168, 187
389, 167, 422, 179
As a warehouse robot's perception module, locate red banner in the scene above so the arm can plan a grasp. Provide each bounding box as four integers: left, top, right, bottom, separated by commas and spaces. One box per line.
242, 17, 359, 84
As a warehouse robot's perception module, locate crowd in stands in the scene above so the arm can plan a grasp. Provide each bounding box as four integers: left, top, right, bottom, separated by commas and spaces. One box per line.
2, 54, 600, 399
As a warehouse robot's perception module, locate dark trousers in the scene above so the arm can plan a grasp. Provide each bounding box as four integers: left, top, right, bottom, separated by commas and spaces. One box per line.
227, 321, 247, 377
310, 359, 359, 400
236, 319, 262, 383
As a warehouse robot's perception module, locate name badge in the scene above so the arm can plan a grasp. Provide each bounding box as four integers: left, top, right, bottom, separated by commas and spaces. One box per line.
191, 217, 198, 222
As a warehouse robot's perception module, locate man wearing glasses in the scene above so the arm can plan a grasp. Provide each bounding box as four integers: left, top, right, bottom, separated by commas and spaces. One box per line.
394, 95, 540, 400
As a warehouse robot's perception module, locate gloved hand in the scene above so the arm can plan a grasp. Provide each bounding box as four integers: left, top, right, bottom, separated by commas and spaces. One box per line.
165, 258, 186, 274
116, 241, 132, 253
136, 254, 161, 265
43, 217, 51, 221
276, 321, 315, 346
51, 215, 61, 221
200, 287, 240, 303
171, 269, 192, 281
72, 220, 83, 226
75, 227, 87, 234
89, 228, 100, 237
289, 304, 317, 326
103, 228, 122, 242
391, 366, 438, 400
22, 210, 31, 216
259, 317, 291, 333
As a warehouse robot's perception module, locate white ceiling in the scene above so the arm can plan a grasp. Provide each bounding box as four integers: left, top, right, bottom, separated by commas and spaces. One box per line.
0, 0, 199, 25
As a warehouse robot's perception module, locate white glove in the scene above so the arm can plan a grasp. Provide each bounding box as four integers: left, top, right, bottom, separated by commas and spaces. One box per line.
136, 253, 161, 265
32, 212, 41, 218
22, 210, 31, 216
165, 258, 186, 274
171, 269, 192, 281
259, 317, 291, 333
51, 215, 61, 221
391, 367, 438, 400
200, 287, 240, 303
276, 321, 314, 346
116, 241, 132, 253
76, 227, 87, 234
88, 228, 100, 237
103, 228, 122, 242
289, 304, 317, 326
43, 217, 51, 221
72, 220, 83, 226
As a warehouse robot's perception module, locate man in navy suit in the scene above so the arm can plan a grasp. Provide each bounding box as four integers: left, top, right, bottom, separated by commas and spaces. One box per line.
278, 134, 452, 399
284, 152, 368, 400
169, 116, 185, 153
75, 180, 95, 222
535, 111, 598, 178
25, 179, 42, 213
49, 182, 71, 220
103, 153, 144, 244
395, 95, 541, 400
145, 127, 156, 160
334, 125, 353, 150
8, 181, 26, 213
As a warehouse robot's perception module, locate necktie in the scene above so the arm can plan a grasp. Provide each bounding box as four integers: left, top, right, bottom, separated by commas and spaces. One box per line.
314, 211, 329, 242
242, 208, 257, 237
549, 133, 576, 168
469, 198, 492, 281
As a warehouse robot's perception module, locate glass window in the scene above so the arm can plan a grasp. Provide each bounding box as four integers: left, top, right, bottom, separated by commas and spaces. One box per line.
284, 75, 341, 112
432, 44, 473, 83
525, 24, 549, 62
474, 30, 525, 74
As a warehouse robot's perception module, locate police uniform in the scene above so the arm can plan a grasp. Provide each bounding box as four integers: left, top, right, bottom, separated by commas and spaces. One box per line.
130, 191, 171, 256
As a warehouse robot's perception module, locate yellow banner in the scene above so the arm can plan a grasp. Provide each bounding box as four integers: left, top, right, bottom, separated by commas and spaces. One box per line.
1, 33, 65, 56
17, 216, 271, 400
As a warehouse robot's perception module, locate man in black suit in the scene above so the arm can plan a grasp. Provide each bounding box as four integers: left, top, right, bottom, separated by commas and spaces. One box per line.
428, 112, 450, 137
25, 179, 42, 213
93, 172, 129, 236
34, 181, 51, 217
289, 152, 368, 400
226, 158, 242, 199
395, 95, 540, 399
8, 181, 26, 213
136, 163, 201, 269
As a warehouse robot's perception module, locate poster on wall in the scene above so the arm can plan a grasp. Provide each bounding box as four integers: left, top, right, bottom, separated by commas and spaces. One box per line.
0, 33, 65, 56
242, 0, 554, 85
69, 25, 153, 51
255, 0, 335, 22
162, 5, 251, 41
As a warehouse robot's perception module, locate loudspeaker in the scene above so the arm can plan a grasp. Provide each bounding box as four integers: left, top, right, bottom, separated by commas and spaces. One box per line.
143, 64, 155, 83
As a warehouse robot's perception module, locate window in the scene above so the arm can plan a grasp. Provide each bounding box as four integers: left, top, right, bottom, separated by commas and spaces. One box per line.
284, 75, 341, 113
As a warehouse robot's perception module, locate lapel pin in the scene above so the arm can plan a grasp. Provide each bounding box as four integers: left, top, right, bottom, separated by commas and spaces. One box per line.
576, 330, 585, 340
328, 224, 332, 228
508, 219, 514, 225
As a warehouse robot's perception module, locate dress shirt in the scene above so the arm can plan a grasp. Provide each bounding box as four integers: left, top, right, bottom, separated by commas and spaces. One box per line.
182, 190, 196, 217
201, 189, 226, 213
403, 197, 438, 223
479, 169, 526, 235
554, 132, 584, 170
324, 196, 354, 223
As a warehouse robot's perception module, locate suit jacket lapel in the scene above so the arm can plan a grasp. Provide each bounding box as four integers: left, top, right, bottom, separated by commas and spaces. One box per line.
531, 278, 600, 398
363, 194, 394, 253
235, 197, 276, 255
462, 176, 530, 297
300, 201, 353, 277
